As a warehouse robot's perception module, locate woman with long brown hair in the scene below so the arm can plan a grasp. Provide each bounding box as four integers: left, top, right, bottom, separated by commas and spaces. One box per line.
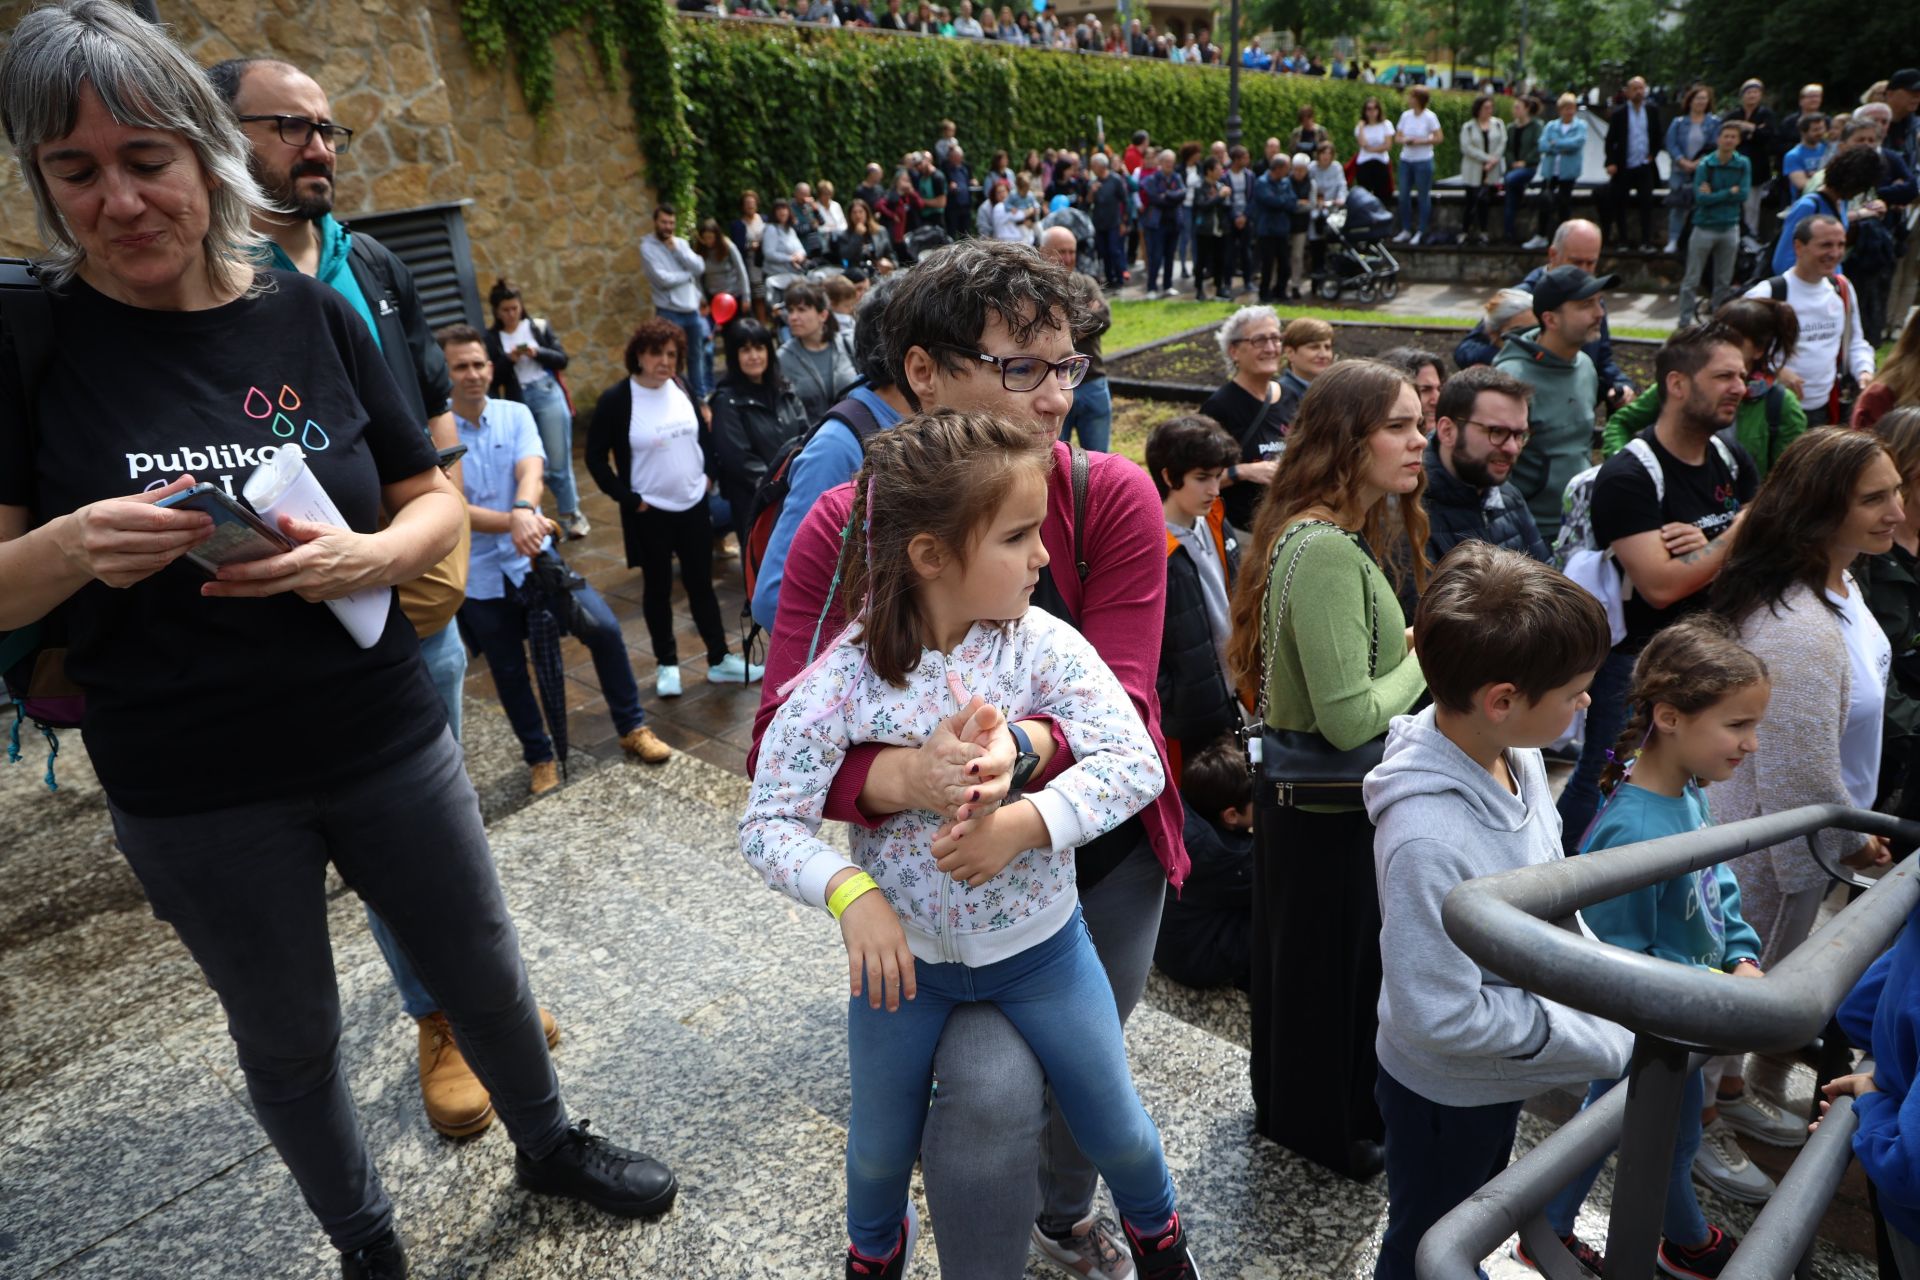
1226, 359, 1431, 1179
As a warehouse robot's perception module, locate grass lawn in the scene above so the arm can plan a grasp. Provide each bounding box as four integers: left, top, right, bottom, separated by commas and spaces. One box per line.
1106, 297, 1671, 353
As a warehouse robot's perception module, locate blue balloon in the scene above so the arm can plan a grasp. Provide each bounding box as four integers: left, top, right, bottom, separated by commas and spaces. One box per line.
1049, 194, 1071, 212
1033, 0, 1045, 10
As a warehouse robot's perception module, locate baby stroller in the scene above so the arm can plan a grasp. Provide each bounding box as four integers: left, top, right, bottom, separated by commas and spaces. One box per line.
1313, 186, 1401, 303
900, 224, 952, 267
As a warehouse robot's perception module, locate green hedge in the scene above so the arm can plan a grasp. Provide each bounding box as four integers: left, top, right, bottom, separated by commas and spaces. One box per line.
679, 21, 1494, 220
457, 4, 1498, 222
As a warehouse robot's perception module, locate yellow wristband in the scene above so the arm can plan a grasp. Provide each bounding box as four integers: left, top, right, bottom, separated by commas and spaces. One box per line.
827, 872, 881, 920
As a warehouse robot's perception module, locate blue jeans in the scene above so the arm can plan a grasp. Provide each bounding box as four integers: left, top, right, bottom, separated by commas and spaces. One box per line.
367, 621, 470, 1019
1546, 1070, 1710, 1249
1398, 159, 1434, 236
1503, 166, 1535, 242
1059, 375, 1112, 453
1176, 205, 1194, 272
1375, 1066, 1522, 1280
1146, 221, 1179, 292
1557, 646, 1636, 855
520, 376, 579, 516
1098, 224, 1127, 285
845, 906, 1176, 1257
459, 577, 645, 765
655, 307, 711, 401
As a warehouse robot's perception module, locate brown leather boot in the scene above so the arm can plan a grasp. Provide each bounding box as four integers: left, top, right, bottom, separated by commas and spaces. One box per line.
619, 726, 671, 764
540, 1006, 561, 1049
417, 1012, 494, 1138
529, 761, 560, 795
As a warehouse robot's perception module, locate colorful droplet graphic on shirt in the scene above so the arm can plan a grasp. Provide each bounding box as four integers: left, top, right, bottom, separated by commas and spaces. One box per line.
239, 384, 330, 451
300, 420, 331, 452
279, 385, 302, 412
242, 385, 273, 419
271, 412, 297, 438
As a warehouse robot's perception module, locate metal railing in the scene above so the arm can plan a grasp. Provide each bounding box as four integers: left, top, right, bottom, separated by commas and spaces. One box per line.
1418, 804, 1920, 1280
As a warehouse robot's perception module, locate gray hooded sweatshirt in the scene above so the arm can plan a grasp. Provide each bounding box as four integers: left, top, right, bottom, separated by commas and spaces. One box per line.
1365, 707, 1632, 1106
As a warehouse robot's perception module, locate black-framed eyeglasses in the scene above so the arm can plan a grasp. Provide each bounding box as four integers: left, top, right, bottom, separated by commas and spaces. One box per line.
1462, 419, 1531, 448
237, 114, 353, 153
936, 344, 1090, 392
1231, 333, 1283, 348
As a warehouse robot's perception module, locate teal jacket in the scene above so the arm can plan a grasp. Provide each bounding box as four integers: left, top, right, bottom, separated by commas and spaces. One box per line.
1692, 151, 1752, 230
1493, 328, 1597, 543
1579, 783, 1762, 972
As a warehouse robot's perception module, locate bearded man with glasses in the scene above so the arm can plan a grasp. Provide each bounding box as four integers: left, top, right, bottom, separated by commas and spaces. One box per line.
1417, 367, 1552, 596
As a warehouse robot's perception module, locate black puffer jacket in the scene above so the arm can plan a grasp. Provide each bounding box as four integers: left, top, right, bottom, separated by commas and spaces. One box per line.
707, 375, 810, 517
1404, 433, 1551, 614
1157, 505, 1241, 753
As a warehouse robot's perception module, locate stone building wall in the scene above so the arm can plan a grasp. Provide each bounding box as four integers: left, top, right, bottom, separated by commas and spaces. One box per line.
0, 0, 653, 393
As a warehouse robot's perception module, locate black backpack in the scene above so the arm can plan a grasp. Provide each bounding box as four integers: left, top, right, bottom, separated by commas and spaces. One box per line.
741, 393, 886, 614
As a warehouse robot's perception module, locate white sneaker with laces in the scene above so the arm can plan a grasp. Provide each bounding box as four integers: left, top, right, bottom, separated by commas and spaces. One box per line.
1693, 1118, 1777, 1204
1031, 1217, 1134, 1279
655, 665, 682, 698
1391, 229, 1413, 244
1523, 235, 1549, 250
707, 654, 764, 685
1715, 1088, 1809, 1148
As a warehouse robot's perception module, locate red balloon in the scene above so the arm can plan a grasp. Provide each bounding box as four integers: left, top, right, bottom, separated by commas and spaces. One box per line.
711, 292, 739, 327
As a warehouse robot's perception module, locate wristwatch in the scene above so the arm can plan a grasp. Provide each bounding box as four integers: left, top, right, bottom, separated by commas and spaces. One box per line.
512, 499, 536, 511
1008, 722, 1041, 794
1227, 464, 1239, 484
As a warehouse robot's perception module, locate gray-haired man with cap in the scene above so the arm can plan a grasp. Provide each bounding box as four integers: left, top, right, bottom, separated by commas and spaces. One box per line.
1493, 264, 1614, 542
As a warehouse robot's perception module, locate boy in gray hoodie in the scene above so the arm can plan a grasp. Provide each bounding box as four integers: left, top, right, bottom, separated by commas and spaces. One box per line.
1365, 544, 1635, 1280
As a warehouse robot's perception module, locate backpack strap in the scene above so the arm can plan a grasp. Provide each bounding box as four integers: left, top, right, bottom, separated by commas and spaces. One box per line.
1768, 273, 1789, 301
0, 259, 54, 458
1069, 443, 1090, 582
1622, 435, 1667, 509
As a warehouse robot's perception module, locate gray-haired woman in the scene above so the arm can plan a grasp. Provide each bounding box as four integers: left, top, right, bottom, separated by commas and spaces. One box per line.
0, 5, 673, 1276
1200, 304, 1286, 530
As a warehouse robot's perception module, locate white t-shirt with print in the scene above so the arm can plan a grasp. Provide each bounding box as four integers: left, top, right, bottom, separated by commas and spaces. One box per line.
626, 378, 708, 513
1746, 271, 1876, 413
1830, 575, 1891, 810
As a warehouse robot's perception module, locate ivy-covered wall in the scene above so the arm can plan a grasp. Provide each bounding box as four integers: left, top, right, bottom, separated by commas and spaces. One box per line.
677, 22, 1489, 220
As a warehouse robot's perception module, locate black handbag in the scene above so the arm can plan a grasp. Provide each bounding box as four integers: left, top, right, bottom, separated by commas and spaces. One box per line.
1245, 520, 1386, 808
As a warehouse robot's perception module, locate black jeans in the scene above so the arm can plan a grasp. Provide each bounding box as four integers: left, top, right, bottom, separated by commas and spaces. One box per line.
1544, 178, 1577, 241
1195, 233, 1229, 298
1373, 1067, 1522, 1280
1257, 233, 1291, 300
109, 730, 567, 1251
634, 500, 731, 667
1608, 162, 1659, 245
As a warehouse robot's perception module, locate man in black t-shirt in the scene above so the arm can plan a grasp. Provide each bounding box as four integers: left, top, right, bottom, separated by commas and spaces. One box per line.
1557, 323, 1756, 853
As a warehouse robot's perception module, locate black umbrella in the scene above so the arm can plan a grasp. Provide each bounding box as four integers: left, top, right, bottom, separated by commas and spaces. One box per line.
525, 600, 570, 782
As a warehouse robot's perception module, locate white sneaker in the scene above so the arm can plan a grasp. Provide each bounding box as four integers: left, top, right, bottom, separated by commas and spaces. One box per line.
1410, 232, 1425, 246
1031, 1216, 1134, 1279
1662, 240, 1680, 254
560, 510, 591, 540
1693, 1118, 1777, 1204
707, 653, 764, 685
1391, 229, 1412, 243
1715, 1087, 1809, 1148
1143, 289, 1160, 300
655, 665, 682, 698
1523, 235, 1549, 250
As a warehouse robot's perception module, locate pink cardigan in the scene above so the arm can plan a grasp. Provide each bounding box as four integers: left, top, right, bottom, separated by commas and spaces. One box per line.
748, 441, 1188, 889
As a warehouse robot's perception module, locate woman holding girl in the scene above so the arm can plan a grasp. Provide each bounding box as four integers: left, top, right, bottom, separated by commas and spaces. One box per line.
1353, 96, 1394, 201
1227, 360, 1431, 1179
1535, 615, 1765, 1276
584, 320, 759, 695
741, 412, 1199, 1279
987, 177, 1034, 243
485, 279, 586, 539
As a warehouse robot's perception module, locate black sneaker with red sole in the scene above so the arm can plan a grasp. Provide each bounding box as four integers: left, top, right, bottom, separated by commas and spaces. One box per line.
1125, 1210, 1200, 1279
1512, 1232, 1606, 1276
1658, 1224, 1739, 1280
846, 1207, 917, 1279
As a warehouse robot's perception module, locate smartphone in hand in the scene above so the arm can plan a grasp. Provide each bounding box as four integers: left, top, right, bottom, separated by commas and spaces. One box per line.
155, 483, 292, 576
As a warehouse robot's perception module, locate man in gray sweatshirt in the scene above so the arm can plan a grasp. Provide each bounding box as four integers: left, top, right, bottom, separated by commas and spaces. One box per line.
1364, 544, 1633, 1280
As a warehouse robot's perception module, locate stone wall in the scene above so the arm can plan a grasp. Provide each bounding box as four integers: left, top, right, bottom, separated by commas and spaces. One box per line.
0, 0, 654, 393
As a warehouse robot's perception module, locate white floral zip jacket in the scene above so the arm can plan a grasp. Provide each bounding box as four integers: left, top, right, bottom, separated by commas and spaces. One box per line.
740, 608, 1164, 967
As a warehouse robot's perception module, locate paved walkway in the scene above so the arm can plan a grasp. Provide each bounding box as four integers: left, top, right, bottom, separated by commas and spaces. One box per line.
0, 468, 1875, 1280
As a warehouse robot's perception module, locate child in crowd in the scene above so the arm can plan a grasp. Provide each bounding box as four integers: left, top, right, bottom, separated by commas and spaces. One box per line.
1532, 614, 1770, 1279
1155, 735, 1253, 991
740, 411, 1197, 1280
824, 274, 861, 353
1147, 414, 1244, 773
1367, 542, 1632, 1280
1275, 317, 1336, 428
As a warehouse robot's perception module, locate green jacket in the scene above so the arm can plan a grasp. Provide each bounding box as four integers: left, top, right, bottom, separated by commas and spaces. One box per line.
1507, 118, 1543, 170
1857, 544, 1920, 744
1493, 329, 1598, 544
1692, 152, 1751, 230
1261, 521, 1426, 811
1601, 381, 1806, 478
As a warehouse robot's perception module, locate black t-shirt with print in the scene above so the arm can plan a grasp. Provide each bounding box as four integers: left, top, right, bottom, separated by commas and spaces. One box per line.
0, 271, 443, 815
1201, 379, 1285, 532
1590, 428, 1758, 653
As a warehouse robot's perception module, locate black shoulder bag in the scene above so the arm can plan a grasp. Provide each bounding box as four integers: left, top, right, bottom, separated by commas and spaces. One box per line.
1245, 519, 1387, 808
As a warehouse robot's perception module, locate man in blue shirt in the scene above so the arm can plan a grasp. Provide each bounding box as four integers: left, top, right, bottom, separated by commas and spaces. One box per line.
441, 325, 670, 792
1781, 113, 1832, 195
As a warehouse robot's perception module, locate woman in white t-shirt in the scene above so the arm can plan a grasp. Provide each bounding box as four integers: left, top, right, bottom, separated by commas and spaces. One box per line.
584, 319, 761, 695
1710, 428, 1897, 973
487, 279, 587, 539
1352, 96, 1394, 202
1392, 86, 1445, 244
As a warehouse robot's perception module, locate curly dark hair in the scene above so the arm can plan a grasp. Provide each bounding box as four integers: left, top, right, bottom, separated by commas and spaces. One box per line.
624, 317, 686, 375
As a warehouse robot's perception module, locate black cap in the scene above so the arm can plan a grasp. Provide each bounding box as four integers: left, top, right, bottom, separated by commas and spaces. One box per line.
1531, 265, 1619, 314
1890, 68, 1920, 94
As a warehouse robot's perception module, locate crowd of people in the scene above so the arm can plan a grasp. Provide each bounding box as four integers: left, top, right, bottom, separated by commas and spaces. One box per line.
14, 2, 1920, 1279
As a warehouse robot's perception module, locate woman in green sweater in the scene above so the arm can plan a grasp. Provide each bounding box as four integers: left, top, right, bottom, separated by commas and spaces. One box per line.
1227, 359, 1431, 1180
1601, 297, 1808, 477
